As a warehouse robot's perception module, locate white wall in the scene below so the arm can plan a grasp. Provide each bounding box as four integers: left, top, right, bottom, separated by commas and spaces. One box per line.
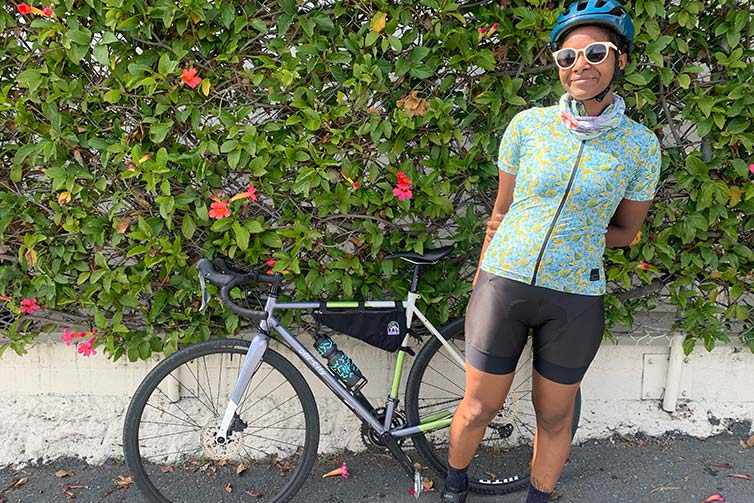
1, 333, 752, 467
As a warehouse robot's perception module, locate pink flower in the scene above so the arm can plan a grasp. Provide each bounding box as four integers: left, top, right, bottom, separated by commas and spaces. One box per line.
266, 259, 276, 274
491, 22, 499, 30
392, 171, 413, 201
42, 6, 52, 16
20, 298, 40, 314
352, 181, 359, 189
77, 337, 98, 357
703, 494, 725, 503
637, 262, 651, 270
749, 164, 754, 175
478, 26, 487, 35
181, 67, 202, 88
208, 196, 231, 219
322, 461, 349, 479
62, 329, 92, 346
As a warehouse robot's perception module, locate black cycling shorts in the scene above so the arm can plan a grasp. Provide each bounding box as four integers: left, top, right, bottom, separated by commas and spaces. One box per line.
465, 270, 604, 385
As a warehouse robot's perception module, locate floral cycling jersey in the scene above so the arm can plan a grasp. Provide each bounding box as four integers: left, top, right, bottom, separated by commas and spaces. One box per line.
481, 104, 661, 296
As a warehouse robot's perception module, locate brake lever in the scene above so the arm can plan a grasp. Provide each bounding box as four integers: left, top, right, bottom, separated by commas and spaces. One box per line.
198, 270, 211, 311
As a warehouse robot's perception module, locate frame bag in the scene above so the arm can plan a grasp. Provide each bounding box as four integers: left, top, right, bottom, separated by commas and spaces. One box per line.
314, 302, 407, 352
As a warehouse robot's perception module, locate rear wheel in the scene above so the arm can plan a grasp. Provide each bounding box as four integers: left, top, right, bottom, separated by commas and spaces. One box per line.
405, 318, 581, 494
123, 338, 320, 503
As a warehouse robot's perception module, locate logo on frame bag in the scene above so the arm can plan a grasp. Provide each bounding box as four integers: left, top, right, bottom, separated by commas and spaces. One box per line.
386, 321, 401, 336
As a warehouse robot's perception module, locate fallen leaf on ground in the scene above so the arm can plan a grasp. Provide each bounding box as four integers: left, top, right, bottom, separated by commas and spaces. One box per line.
63, 484, 87, 490
160, 466, 174, 473
4, 477, 28, 491
236, 463, 247, 476
550, 491, 563, 500
746, 433, 754, 447
701, 493, 725, 502
727, 473, 752, 481
739, 440, 750, 449
115, 476, 132, 487
55, 469, 74, 478
224, 483, 233, 493
244, 490, 264, 497
422, 477, 434, 492
103, 476, 133, 497
274, 461, 290, 477
705, 463, 733, 469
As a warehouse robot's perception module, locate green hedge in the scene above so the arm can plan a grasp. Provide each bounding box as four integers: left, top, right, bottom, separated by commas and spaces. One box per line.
1, 0, 752, 360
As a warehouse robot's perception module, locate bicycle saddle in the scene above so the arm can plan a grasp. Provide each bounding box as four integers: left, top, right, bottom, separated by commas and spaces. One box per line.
384, 245, 455, 265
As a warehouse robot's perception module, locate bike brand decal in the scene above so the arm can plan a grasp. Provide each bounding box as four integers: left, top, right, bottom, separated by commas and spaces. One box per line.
387, 321, 401, 336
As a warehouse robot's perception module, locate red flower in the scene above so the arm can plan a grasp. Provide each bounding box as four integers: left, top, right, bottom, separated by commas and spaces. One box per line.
18, 3, 33, 14
491, 22, 499, 30
42, 6, 52, 16
230, 184, 258, 202
208, 196, 231, 219
637, 262, 651, 270
20, 298, 40, 314
352, 181, 359, 189
478, 26, 487, 35
181, 67, 202, 88
266, 258, 276, 274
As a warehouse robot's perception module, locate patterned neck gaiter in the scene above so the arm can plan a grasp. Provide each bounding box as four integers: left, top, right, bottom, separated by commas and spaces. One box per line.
558, 93, 625, 140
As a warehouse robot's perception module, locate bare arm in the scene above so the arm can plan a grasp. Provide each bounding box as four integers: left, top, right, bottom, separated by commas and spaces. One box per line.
473, 170, 516, 286
606, 199, 653, 248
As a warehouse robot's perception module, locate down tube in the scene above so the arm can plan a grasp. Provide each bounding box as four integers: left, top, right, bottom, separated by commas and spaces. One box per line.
268, 316, 384, 433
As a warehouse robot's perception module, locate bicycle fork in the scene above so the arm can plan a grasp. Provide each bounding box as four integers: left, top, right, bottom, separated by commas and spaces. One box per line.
214, 327, 269, 445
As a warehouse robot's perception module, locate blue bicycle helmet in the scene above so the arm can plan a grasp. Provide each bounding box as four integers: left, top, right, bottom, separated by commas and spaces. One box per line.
550, 0, 634, 51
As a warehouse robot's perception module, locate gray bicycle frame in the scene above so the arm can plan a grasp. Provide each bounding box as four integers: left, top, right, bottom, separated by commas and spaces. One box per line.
215, 293, 465, 444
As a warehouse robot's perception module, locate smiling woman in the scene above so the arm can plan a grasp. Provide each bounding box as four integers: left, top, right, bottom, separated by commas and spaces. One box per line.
439, 2, 663, 503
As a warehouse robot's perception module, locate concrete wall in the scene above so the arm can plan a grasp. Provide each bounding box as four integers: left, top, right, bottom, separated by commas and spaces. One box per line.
1, 332, 753, 467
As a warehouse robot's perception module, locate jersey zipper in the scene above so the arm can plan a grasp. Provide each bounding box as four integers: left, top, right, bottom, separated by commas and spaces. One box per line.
530, 140, 586, 286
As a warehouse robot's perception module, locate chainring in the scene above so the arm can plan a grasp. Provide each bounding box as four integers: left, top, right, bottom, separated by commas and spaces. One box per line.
360, 407, 408, 452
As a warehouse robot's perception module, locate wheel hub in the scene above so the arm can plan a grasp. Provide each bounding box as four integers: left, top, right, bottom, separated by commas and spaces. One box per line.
200, 417, 245, 460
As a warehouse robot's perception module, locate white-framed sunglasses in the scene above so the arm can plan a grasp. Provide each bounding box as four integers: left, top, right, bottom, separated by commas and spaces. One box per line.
552, 41, 618, 70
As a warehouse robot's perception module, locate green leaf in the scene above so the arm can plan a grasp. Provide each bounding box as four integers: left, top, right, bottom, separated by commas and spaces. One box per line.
232, 221, 250, 251
150, 121, 174, 144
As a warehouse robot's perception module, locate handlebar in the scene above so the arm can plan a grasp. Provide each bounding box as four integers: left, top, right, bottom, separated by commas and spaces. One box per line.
197, 258, 280, 321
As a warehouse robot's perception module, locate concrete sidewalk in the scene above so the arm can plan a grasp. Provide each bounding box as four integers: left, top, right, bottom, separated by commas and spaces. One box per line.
1, 423, 752, 503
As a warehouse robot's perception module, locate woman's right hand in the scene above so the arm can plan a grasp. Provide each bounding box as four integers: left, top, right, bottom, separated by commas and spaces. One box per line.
485, 213, 506, 242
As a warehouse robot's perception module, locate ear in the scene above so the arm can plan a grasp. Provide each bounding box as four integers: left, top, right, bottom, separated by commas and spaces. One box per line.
618, 52, 628, 70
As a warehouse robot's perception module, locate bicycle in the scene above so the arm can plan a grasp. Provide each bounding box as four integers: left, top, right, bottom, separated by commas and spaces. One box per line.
123, 245, 581, 502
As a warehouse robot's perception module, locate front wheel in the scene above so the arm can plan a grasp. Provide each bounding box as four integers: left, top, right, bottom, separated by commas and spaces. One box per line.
123, 338, 320, 503
404, 317, 581, 495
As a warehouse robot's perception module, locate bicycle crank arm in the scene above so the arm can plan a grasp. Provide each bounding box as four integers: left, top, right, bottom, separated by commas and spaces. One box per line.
215, 332, 269, 442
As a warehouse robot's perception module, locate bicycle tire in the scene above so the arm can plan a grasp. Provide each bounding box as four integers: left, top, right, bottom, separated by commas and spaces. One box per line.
404, 317, 581, 495
123, 338, 320, 503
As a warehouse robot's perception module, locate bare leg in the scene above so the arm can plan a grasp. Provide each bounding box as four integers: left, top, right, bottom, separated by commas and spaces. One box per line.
530, 370, 580, 492
447, 363, 516, 469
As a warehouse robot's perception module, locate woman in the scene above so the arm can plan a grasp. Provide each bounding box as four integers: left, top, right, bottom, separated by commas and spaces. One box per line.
441, 2, 661, 502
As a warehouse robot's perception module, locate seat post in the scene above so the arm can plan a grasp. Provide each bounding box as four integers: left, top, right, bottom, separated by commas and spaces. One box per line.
409, 264, 423, 294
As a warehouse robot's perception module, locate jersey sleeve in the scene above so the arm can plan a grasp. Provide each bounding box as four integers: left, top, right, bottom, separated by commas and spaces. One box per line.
624, 133, 661, 201
497, 113, 524, 175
